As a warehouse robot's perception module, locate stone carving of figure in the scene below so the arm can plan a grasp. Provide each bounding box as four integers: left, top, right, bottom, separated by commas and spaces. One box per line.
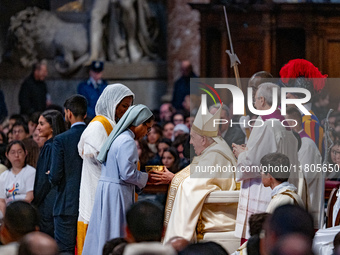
6, 7, 89, 74
88, 0, 165, 63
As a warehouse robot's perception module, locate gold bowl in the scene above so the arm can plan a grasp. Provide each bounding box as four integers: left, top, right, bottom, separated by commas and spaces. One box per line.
145, 165, 164, 173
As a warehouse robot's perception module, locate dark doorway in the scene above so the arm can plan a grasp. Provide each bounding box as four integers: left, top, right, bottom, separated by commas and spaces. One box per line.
206, 28, 222, 78
276, 28, 306, 76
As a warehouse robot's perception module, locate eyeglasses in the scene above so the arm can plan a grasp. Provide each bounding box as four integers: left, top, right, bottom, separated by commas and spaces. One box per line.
144, 123, 152, 133
9, 150, 25, 156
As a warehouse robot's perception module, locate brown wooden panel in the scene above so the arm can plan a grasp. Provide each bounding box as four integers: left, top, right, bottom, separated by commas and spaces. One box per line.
324, 39, 340, 109
192, 2, 340, 87
233, 40, 264, 78
326, 40, 340, 78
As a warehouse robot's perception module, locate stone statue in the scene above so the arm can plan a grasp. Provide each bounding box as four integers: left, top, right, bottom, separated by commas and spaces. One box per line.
89, 0, 165, 64
4, 1, 165, 73
6, 7, 89, 74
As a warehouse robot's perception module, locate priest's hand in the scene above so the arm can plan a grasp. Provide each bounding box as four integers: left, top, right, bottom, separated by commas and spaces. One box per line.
232, 143, 247, 158
149, 167, 174, 185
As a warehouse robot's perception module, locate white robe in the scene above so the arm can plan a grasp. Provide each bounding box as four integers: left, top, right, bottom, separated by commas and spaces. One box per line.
235, 114, 301, 239
266, 182, 304, 213
298, 133, 323, 228
78, 118, 115, 222
163, 137, 237, 243
313, 226, 340, 255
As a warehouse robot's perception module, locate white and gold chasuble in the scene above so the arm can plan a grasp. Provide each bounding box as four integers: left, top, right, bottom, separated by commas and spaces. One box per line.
163, 137, 237, 243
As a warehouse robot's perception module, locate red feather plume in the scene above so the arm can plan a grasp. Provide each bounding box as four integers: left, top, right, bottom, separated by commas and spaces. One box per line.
279, 59, 328, 92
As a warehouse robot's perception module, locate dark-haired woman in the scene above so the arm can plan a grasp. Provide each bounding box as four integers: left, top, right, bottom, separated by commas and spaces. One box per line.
162, 147, 180, 174
0, 140, 36, 216
31, 110, 65, 237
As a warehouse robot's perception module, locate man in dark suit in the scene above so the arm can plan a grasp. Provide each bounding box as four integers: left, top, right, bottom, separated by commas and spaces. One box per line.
49, 95, 87, 255
172, 60, 198, 111
19, 59, 49, 117
209, 103, 245, 150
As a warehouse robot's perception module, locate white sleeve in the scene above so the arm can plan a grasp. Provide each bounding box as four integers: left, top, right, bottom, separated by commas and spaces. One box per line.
236, 123, 278, 181
0, 171, 7, 199
24, 166, 36, 192
78, 121, 110, 158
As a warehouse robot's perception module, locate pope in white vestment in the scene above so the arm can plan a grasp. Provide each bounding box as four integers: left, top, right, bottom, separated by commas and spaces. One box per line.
163, 103, 237, 243
233, 83, 302, 239
77, 84, 134, 254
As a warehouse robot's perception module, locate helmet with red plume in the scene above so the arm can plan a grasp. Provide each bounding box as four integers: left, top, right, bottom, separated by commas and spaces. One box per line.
279, 59, 327, 98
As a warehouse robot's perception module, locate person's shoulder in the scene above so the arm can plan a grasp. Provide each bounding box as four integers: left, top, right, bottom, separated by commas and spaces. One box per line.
114, 130, 135, 144
19, 75, 33, 89
0, 169, 10, 179
23, 164, 36, 174
54, 129, 72, 141
59, 126, 84, 138
118, 130, 134, 139
42, 139, 54, 149
75, 124, 87, 134
22, 74, 33, 83
261, 118, 286, 133
78, 79, 88, 86
228, 125, 245, 136
301, 136, 317, 147
274, 193, 295, 204
77, 80, 90, 92
82, 120, 107, 134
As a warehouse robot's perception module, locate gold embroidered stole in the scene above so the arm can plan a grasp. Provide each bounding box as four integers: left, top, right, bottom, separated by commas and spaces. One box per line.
164, 165, 190, 228
272, 190, 299, 206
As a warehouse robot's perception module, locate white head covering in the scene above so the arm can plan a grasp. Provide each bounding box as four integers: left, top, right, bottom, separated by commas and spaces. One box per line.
171, 124, 189, 141
97, 104, 153, 163
192, 102, 222, 137
95, 83, 135, 123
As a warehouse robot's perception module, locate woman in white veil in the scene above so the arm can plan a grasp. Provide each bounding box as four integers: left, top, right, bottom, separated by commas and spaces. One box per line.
77, 83, 134, 254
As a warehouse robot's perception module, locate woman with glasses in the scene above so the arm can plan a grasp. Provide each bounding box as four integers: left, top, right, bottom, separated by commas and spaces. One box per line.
0, 140, 36, 216
31, 110, 65, 237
